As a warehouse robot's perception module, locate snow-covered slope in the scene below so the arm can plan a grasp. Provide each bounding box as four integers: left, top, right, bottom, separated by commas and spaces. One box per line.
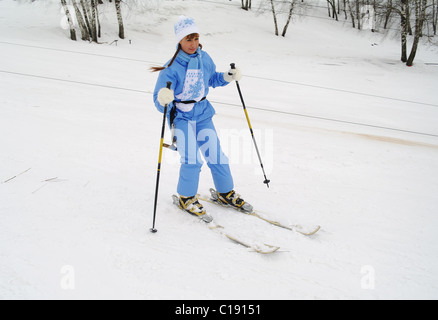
1, 0, 438, 299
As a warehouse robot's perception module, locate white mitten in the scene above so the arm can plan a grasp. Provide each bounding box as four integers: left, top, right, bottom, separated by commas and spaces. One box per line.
223, 67, 242, 82
157, 87, 174, 106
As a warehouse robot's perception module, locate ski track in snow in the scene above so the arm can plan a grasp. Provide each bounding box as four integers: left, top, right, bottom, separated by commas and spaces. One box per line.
1, 0, 438, 299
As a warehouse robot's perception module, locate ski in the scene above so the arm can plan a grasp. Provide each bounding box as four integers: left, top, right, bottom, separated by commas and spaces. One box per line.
198, 188, 321, 236
172, 195, 280, 254
209, 225, 281, 254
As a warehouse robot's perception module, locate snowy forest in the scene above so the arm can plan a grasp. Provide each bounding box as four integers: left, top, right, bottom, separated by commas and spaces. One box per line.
53, 0, 438, 66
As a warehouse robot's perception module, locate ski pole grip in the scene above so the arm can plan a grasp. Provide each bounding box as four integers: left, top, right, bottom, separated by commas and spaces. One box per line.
166, 81, 172, 89
229, 63, 236, 75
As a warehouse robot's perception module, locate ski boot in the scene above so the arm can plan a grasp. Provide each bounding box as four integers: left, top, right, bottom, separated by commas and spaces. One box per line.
173, 195, 213, 223
209, 188, 253, 213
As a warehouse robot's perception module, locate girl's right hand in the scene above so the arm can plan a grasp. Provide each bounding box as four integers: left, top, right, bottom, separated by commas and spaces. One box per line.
157, 87, 174, 106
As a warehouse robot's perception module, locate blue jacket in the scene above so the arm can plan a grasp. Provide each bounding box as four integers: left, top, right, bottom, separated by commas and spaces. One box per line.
153, 50, 229, 123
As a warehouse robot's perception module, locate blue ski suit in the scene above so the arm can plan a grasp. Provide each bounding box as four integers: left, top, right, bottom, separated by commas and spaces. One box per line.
153, 49, 234, 197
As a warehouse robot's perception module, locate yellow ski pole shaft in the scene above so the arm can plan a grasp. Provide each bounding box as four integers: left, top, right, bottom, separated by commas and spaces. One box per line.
151, 81, 172, 233
229, 63, 270, 188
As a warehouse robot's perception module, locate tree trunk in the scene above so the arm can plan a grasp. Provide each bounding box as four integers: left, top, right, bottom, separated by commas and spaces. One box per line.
270, 0, 279, 36
384, 0, 393, 29
90, 0, 98, 43
342, 0, 348, 20
115, 0, 125, 39
60, 0, 77, 41
71, 0, 89, 41
432, 0, 437, 35
327, 0, 338, 21
282, 0, 296, 37
80, 0, 92, 38
356, 0, 361, 29
406, 0, 427, 66
96, 1, 101, 38
406, 2, 413, 35
346, 0, 356, 28
242, 0, 250, 10
401, 0, 408, 62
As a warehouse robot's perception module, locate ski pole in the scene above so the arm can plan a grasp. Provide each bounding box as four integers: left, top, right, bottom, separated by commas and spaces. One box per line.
150, 81, 172, 233
229, 63, 271, 188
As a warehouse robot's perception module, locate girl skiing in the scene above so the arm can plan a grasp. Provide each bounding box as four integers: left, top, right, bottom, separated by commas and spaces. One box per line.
151, 16, 252, 222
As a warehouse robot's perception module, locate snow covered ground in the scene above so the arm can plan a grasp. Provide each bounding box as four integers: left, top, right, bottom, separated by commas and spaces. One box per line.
1, 0, 438, 300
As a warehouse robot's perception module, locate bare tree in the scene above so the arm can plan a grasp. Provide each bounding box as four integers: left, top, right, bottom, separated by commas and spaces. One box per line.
282, 0, 298, 36
79, 0, 92, 39
60, 0, 77, 41
269, 0, 279, 36
267, 0, 300, 37
383, 0, 394, 29
406, 0, 428, 66
356, 0, 361, 29
242, 0, 252, 10
60, 0, 125, 43
115, 0, 125, 39
71, 0, 89, 41
400, 0, 408, 62
432, 0, 437, 35
327, 0, 339, 20
89, 0, 98, 42
386, 0, 430, 66
346, 0, 356, 28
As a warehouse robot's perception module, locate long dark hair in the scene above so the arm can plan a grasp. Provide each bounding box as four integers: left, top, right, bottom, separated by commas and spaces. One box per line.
150, 33, 202, 73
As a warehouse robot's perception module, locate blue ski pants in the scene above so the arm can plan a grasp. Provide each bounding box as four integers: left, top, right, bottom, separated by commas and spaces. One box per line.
173, 117, 234, 197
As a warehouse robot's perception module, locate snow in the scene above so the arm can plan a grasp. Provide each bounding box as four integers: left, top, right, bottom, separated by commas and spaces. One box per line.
1, 0, 438, 300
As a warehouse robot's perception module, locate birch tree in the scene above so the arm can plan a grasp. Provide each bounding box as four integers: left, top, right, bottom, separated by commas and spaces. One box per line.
406, 0, 428, 66
432, 0, 437, 34
269, 0, 279, 36
267, 0, 300, 37
242, 0, 252, 10
89, 0, 98, 42
71, 0, 89, 40
400, 0, 408, 62
115, 0, 125, 39
60, 0, 126, 43
346, 0, 357, 28
60, 0, 77, 41
282, 0, 298, 36
327, 0, 339, 20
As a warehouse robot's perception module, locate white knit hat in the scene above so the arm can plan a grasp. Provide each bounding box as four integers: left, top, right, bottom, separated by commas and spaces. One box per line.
174, 16, 200, 44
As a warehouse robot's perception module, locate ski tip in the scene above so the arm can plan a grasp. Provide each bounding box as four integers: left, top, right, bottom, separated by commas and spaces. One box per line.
295, 225, 321, 236
253, 245, 281, 254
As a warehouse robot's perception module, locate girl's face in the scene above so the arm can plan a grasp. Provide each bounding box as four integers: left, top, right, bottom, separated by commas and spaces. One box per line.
180, 33, 200, 55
